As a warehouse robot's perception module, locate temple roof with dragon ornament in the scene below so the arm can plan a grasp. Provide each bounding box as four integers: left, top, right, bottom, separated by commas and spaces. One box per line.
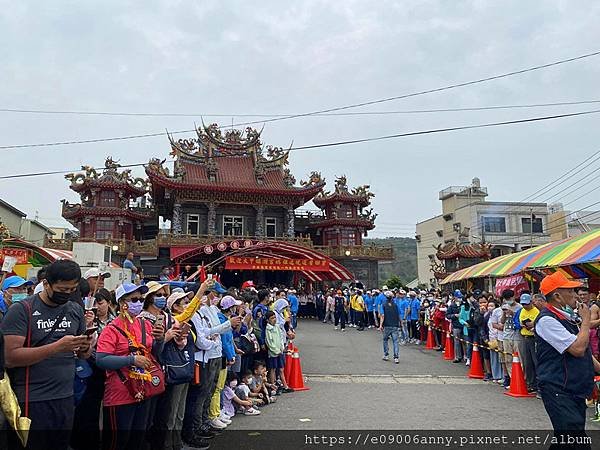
312, 175, 374, 208
64, 157, 148, 197
435, 241, 492, 260
145, 123, 325, 205
61, 157, 152, 222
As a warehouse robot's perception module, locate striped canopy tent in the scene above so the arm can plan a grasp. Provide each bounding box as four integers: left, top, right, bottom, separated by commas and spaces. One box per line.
441, 228, 600, 284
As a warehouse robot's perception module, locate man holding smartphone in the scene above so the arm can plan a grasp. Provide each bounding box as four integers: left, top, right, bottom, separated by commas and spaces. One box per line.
535, 272, 600, 444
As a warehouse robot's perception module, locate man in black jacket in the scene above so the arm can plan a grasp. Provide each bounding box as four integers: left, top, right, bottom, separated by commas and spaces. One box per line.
379, 291, 400, 364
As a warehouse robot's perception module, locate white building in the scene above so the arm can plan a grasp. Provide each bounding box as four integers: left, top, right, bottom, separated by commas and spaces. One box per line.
416, 178, 551, 287
0, 198, 55, 245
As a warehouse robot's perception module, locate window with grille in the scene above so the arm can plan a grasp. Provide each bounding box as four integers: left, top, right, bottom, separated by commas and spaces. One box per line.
483, 217, 506, 233
95, 220, 114, 239
223, 216, 243, 236
522, 217, 543, 233
265, 217, 276, 237
187, 214, 200, 235
99, 191, 116, 207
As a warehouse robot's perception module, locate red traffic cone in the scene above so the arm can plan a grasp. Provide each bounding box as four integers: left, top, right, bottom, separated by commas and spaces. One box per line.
467, 343, 484, 379
287, 345, 310, 391
504, 350, 535, 398
444, 331, 455, 361
425, 326, 435, 350
284, 342, 294, 382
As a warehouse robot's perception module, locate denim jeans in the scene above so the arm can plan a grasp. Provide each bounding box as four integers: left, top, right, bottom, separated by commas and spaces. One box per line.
400, 320, 409, 341
489, 348, 503, 380
383, 327, 400, 358
452, 327, 464, 360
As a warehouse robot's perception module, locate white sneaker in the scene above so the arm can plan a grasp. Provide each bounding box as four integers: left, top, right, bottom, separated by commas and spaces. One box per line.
382, 355, 389, 361
244, 407, 261, 416
342, 328, 346, 332
209, 418, 227, 429
394, 357, 399, 364
334, 326, 339, 330
219, 414, 232, 424
465, 358, 471, 366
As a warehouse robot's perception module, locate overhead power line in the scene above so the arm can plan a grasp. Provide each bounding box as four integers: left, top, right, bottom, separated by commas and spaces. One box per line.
227, 49, 600, 127
2, 107, 600, 152
3, 108, 600, 179
3, 99, 600, 118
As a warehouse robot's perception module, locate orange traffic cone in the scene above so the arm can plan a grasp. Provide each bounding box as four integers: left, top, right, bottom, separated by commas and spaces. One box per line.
284, 342, 294, 382
287, 345, 310, 391
425, 326, 435, 350
504, 350, 535, 398
444, 331, 455, 360
467, 343, 484, 379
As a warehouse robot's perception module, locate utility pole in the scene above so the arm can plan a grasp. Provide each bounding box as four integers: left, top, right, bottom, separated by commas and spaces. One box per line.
530, 208, 534, 249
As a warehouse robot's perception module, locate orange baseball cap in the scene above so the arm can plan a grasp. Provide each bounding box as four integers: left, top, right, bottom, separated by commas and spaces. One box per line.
539, 272, 583, 296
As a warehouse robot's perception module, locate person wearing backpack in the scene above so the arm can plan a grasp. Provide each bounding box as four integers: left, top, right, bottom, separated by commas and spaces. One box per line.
1, 260, 93, 450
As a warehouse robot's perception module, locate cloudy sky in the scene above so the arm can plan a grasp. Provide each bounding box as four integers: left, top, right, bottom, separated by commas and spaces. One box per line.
1, 1, 600, 237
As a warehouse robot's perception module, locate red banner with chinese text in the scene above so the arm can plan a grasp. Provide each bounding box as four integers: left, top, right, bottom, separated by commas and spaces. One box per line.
0, 248, 31, 264
494, 275, 530, 298
225, 256, 330, 272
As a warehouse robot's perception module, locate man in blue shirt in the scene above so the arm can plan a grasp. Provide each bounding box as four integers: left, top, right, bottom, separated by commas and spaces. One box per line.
408, 291, 421, 344
364, 290, 374, 328
122, 252, 138, 282
375, 287, 387, 328
288, 289, 299, 328
395, 290, 410, 343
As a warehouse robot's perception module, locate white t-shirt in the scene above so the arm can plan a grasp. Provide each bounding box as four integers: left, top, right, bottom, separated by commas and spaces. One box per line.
488, 307, 504, 341
535, 314, 577, 354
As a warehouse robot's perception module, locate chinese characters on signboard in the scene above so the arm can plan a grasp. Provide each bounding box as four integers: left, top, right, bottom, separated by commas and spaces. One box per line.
225, 256, 330, 272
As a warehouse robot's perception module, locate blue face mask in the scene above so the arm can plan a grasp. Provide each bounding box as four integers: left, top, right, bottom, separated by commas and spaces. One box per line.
11, 293, 28, 303
154, 296, 167, 310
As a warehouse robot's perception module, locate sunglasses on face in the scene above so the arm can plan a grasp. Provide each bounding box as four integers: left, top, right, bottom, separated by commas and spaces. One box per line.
128, 296, 144, 303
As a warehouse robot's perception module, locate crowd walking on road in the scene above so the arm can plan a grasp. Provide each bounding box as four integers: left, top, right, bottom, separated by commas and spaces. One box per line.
313, 274, 600, 444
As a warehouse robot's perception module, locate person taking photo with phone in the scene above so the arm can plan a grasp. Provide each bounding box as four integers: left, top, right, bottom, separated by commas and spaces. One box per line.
1, 260, 92, 450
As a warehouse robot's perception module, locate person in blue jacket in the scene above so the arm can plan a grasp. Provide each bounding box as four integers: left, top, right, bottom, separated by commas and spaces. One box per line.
364, 291, 374, 328
395, 290, 410, 343
408, 291, 421, 343
287, 289, 299, 329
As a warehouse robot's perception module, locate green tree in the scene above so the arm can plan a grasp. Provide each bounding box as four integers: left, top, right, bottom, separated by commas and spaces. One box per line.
385, 275, 404, 290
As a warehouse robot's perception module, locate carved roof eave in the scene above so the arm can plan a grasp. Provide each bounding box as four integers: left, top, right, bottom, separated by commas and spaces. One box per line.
69, 179, 146, 196
257, 151, 289, 170
62, 204, 153, 221
145, 167, 325, 197
313, 193, 370, 207
308, 218, 375, 230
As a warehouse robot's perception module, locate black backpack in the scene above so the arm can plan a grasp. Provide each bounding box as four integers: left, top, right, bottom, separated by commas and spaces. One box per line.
468, 305, 483, 328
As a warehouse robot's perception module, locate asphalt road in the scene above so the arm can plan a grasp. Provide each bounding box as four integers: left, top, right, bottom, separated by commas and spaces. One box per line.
224, 318, 600, 432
